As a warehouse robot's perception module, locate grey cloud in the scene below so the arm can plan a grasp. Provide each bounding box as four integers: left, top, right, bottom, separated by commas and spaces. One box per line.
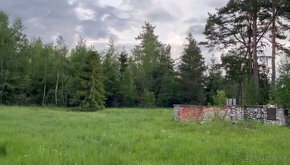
122, 0, 152, 9
204, 0, 228, 8
147, 9, 175, 23
0, 0, 228, 63
0, 0, 79, 45
0, 0, 132, 46
187, 25, 204, 36
184, 17, 207, 24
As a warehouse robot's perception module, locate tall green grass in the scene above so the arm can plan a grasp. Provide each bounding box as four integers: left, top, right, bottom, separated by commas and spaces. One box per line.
0, 106, 289, 164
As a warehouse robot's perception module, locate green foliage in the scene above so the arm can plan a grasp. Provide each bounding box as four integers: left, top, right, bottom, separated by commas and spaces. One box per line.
272, 77, 290, 108
118, 50, 129, 73
0, 12, 29, 105
140, 89, 155, 108
243, 80, 259, 105
78, 51, 105, 111
2, 9, 289, 108
102, 41, 120, 107
178, 33, 206, 104
52, 36, 70, 106
157, 74, 177, 107
69, 39, 89, 106
203, 0, 290, 104
213, 90, 226, 106
118, 59, 136, 107
205, 56, 223, 105
133, 22, 175, 105
272, 50, 290, 108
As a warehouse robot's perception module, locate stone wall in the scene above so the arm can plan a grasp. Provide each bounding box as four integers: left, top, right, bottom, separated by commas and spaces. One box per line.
174, 105, 227, 122
223, 105, 287, 126
174, 105, 288, 126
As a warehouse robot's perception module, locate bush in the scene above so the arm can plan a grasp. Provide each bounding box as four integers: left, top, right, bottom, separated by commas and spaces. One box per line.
140, 89, 155, 108
272, 77, 290, 108
213, 90, 226, 106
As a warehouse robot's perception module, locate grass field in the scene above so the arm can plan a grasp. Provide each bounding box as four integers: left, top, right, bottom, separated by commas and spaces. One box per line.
0, 106, 289, 165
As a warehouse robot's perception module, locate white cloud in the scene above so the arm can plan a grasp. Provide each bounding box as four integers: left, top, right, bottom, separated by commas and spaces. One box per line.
98, 0, 123, 8
101, 14, 109, 21
67, 0, 77, 5
74, 7, 95, 21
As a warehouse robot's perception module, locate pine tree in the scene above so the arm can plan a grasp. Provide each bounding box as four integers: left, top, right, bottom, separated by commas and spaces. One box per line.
265, 0, 290, 85
133, 22, 161, 93
102, 40, 120, 107
178, 33, 206, 104
154, 45, 175, 101
119, 58, 136, 107
69, 38, 89, 106
221, 51, 249, 104
79, 50, 105, 111
157, 73, 177, 107
133, 22, 175, 106
118, 50, 129, 73
203, 0, 280, 95
205, 55, 223, 105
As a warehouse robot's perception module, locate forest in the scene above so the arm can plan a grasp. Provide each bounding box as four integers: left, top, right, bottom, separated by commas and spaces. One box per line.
0, 0, 290, 111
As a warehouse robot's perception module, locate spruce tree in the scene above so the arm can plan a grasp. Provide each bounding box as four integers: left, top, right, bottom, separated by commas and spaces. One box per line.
69, 38, 88, 106
79, 50, 105, 111
119, 58, 136, 107
178, 33, 206, 104
157, 73, 177, 107
118, 50, 129, 73
133, 22, 161, 94
102, 40, 120, 107
133, 22, 175, 106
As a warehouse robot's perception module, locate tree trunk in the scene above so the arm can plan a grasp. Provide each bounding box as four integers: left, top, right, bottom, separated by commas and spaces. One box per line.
248, 24, 253, 75
252, 0, 260, 93
55, 71, 59, 106
247, 16, 253, 75
61, 75, 65, 106
42, 59, 47, 106
271, 2, 276, 86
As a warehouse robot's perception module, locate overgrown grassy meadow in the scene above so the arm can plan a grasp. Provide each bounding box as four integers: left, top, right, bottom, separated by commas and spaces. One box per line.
0, 106, 289, 164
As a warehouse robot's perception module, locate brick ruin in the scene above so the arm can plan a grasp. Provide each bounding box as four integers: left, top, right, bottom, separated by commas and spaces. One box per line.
174, 105, 289, 126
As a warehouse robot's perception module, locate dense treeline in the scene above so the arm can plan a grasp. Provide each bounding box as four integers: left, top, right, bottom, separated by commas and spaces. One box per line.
0, 0, 290, 110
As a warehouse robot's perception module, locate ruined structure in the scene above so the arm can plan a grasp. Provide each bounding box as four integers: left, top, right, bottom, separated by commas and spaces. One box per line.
174, 105, 289, 126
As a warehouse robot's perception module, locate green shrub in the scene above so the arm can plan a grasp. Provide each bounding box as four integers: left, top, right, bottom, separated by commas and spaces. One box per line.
213, 90, 226, 106
140, 89, 155, 108
272, 77, 290, 108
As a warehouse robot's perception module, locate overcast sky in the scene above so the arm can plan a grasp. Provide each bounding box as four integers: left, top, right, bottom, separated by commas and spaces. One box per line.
0, 0, 229, 62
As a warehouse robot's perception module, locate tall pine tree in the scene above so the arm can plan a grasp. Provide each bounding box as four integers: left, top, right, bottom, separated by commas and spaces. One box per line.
102, 40, 120, 107
79, 50, 105, 111
178, 33, 206, 104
